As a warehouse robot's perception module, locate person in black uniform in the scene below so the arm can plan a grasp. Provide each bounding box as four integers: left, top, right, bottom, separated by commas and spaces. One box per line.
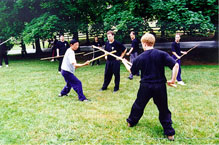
123, 33, 179, 141
171, 34, 187, 85
91, 36, 102, 66
51, 36, 58, 62
100, 31, 127, 92
0, 40, 9, 68
126, 31, 140, 79
56, 35, 69, 73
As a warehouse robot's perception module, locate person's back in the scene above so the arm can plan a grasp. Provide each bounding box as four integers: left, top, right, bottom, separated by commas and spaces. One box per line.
133, 49, 174, 84
0, 43, 7, 53
126, 33, 178, 141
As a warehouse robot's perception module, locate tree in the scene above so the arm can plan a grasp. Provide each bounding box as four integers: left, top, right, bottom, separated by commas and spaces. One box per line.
151, 0, 216, 37
22, 13, 61, 54
103, 1, 149, 42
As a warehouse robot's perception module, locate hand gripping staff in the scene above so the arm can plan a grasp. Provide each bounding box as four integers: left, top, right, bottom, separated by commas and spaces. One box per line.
176, 44, 199, 61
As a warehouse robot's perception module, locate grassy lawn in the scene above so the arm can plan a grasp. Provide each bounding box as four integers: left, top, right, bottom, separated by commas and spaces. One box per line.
0, 58, 218, 144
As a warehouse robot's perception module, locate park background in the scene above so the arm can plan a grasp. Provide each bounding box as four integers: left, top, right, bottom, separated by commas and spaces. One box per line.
0, 0, 218, 144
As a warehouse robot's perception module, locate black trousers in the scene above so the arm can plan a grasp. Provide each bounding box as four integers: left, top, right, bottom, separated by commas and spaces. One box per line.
58, 57, 63, 72
0, 52, 8, 66
92, 52, 101, 65
102, 60, 120, 91
127, 83, 175, 136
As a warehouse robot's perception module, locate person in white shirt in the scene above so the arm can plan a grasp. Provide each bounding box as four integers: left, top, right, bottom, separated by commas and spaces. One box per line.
59, 39, 90, 102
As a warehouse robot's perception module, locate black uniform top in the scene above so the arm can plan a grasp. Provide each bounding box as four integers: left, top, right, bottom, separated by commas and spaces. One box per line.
92, 41, 102, 51
105, 40, 126, 61
131, 38, 139, 54
171, 42, 181, 56
131, 49, 176, 84
53, 39, 58, 46
0, 43, 7, 54
56, 41, 69, 55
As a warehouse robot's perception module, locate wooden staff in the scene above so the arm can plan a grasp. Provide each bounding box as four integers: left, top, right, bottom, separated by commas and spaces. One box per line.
0, 37, 12, 46
169, 84, 177, 88
83, 50, 102, 56
176, 44, 199, 61
88, 50, 116, 63
92, 45, 132, 66
40, 52, 85, 60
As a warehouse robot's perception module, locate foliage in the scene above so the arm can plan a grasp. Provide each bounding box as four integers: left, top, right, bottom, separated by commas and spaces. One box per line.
22, 13, 61, 43
103, 1, 149, 42
0, 0, 218, 51
151, 0, 216, 35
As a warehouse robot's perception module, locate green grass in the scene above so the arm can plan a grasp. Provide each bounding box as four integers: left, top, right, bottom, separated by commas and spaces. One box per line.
0, 58, 218, 144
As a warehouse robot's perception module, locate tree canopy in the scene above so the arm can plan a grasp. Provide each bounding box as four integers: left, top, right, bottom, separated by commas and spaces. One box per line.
0, 0, 217, 53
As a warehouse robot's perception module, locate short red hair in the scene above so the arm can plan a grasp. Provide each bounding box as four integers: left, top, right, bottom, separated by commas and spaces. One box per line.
141, 33, 155, 47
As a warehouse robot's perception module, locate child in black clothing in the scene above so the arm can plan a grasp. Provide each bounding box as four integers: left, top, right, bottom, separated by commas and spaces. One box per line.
123, 33, 179, 141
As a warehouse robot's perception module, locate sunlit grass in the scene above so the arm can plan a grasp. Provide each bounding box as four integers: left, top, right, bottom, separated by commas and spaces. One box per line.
0, 59, 218, 144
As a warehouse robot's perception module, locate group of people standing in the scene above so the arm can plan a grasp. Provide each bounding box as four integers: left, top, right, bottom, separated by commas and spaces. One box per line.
56, 31, 188, 141
0, 31, 187, 141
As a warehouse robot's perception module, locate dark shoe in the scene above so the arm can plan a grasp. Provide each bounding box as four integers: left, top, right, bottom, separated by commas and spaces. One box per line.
99, 88, 106, 91
128, 77, 133, 80
80, 99, 90, 102
58, 94, 68, 97
113, 89, 119, 93
167, 135, 174, 141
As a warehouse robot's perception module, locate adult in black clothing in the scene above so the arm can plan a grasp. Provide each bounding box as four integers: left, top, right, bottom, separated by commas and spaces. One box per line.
171, 34, 187, 85
51, 36, 58, 62
0, 41, 9, 68
56, 35, 69, 72
91, 36, 102, 66
100, 31, 127, 92
126, 31, 140, 79
123, 33, 179, 141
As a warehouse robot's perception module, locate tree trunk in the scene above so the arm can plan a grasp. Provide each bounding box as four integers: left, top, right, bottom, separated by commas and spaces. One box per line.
21, 39, 27, 57
73, 32, 79, 41
213, 25, 218, 40
35, 37, 42, 54
86, 30, 90, 45
42, 40, 45, 48
32, 43, 35, 49
161, 25, 165, 39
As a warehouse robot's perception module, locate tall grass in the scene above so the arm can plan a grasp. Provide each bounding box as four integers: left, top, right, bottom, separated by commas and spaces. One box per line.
0, 59, 218, 144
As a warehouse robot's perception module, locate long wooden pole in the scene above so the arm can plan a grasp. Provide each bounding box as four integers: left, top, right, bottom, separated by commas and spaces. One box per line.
40, 52, 85, 60
83, 50, 102, 56
92, 45, 132, 66
88, 50, 116, 63
176, 44, 199, 61
0, 38, 12, 46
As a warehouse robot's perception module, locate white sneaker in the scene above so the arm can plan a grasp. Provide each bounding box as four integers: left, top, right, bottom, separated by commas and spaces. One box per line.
0, 65, 2, 68
178, 81, 186, 86
6, 65, 8, 67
